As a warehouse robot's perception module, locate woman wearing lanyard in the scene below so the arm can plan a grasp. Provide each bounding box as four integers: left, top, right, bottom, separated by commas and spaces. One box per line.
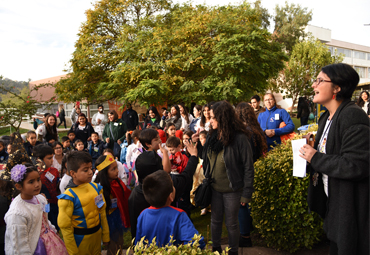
300, 63, 369, 255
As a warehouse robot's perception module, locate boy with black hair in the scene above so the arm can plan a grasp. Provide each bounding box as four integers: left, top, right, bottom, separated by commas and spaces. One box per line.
87, 131, 106, 169
128, 128, 171, 238
136, 170, 205, 248
166, 136, 189, 174
61, 136, 73, 153
0, 141, 8, 164
129, 129, 199, 239
23, 131, 41, 157
57, 151, 110, 255
67, 130, 76, 145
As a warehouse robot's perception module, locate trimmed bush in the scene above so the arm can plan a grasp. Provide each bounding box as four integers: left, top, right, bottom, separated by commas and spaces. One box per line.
251, 132, 323, 253
128, 234, 228, 254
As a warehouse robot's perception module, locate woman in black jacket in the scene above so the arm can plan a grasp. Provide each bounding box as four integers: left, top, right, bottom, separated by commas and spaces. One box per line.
57, 104, 66, 128
69, 113, 95, 148
235, 102, 267, 247
196, 101, 254, 255
300, 63, 369, 255
143, 106, 161, 129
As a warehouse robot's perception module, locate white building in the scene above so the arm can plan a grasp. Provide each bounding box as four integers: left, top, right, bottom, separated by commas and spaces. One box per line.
306, 25, 370, 86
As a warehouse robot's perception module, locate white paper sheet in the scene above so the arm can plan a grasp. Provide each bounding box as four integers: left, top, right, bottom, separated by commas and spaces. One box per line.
291, 139, 307, 178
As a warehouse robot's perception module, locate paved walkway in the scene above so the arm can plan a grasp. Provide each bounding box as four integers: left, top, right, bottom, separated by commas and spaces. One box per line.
19, 121, 69, 133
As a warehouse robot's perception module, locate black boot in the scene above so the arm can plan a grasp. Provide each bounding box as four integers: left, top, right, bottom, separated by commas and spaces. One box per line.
212, 246, 222, 253
239, 235, 252, 247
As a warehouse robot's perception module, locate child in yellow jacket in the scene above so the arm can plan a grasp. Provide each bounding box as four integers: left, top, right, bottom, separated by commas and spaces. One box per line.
57, 151, 110, 255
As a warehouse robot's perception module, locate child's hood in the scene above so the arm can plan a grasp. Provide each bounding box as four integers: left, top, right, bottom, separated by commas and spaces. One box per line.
65, 178, 79, 189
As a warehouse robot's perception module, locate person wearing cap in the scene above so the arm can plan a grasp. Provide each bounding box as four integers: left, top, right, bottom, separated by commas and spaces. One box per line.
91, 105, 108, 140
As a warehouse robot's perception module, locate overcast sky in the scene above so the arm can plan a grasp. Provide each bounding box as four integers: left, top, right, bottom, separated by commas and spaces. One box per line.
1, 0, 369, 82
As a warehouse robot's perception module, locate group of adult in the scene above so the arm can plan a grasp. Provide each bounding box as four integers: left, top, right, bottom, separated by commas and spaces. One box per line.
36, 104, 141, 152
31, 63, 368, 255
155, 64, 369, 255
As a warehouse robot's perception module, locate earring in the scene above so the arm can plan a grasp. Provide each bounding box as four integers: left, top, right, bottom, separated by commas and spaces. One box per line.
332, 94, 335, 100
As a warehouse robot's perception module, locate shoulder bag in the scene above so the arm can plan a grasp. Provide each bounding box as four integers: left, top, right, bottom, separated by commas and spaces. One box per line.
193, 152, 218, 208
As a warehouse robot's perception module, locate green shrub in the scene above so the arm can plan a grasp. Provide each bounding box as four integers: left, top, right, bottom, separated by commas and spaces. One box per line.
127, 234, 228, 255
251, 132, 323, 253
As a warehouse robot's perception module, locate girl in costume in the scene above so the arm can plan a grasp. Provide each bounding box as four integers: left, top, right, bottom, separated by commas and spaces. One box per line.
95, 154, 131, 255
4, 164, 67, 255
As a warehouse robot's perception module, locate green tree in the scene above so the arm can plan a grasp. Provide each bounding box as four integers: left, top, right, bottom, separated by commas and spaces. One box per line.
55, 0, 173, 104
102, 2, 287, 106
273, 2, 312, 53
274, 39, 343, 113
0, 77, 37, 131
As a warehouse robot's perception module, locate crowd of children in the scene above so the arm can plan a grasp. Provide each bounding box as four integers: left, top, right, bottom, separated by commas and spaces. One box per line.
0, 103, 217, 255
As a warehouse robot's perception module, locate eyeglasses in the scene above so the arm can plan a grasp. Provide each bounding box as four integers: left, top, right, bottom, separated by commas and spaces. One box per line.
264, 99, 274, 102
55, 147, 63, 150
313, 78, 331, 86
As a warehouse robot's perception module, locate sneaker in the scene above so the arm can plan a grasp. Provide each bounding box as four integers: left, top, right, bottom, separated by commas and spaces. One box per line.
239, 236, 252, 247
200, 208, 207, 216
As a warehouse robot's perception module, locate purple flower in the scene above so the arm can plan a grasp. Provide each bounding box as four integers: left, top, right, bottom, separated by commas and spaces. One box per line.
11, 164, 27, 183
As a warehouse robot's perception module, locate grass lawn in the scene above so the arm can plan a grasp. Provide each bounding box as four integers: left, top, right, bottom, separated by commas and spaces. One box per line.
0, 127, 29, 137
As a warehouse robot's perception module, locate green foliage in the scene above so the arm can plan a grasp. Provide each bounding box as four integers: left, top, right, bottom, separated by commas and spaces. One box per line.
129, 234, 227, 254
270, 39, 343, 112
0, 76, 54, 131
251, 131, 323, 253
0, 77, 28, 98
273, 1, 312, 53
55, 0, 173, 104
104, 2, 287, 106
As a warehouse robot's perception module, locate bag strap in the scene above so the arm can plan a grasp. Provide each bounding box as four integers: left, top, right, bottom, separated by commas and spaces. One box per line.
205, 152, 219, 179
109, 123, 116, 141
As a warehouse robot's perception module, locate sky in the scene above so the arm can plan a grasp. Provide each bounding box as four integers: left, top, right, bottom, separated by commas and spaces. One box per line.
0, 0, 369, 82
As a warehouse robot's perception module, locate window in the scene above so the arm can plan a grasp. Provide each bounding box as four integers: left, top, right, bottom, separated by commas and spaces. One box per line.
353, 51, 366, 60
336, 48, 352, 58
368, 54, 370, 60
354, 66, 366, 78
328, 46, 333, 55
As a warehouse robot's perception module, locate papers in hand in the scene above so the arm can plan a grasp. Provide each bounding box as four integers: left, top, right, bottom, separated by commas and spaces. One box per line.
291, 139, 306, 178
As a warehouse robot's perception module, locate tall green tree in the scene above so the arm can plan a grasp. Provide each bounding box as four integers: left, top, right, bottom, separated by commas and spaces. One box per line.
102, 2, 287, 106
55, 0, 172, 104
273, 2, 312, 53
274, 39, 343, 113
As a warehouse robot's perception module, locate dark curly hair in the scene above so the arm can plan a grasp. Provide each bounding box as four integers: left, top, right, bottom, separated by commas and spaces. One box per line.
209, 101, 251, 146
235, 102, 267, 159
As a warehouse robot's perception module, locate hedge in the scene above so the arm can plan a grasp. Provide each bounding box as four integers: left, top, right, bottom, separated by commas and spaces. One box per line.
251, 129, 323, 253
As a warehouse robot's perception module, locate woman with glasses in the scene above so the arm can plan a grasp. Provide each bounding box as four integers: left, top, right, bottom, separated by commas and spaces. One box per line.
51, 141, 64, 174
300, 63, 369, 255
257, 93, 295, 151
